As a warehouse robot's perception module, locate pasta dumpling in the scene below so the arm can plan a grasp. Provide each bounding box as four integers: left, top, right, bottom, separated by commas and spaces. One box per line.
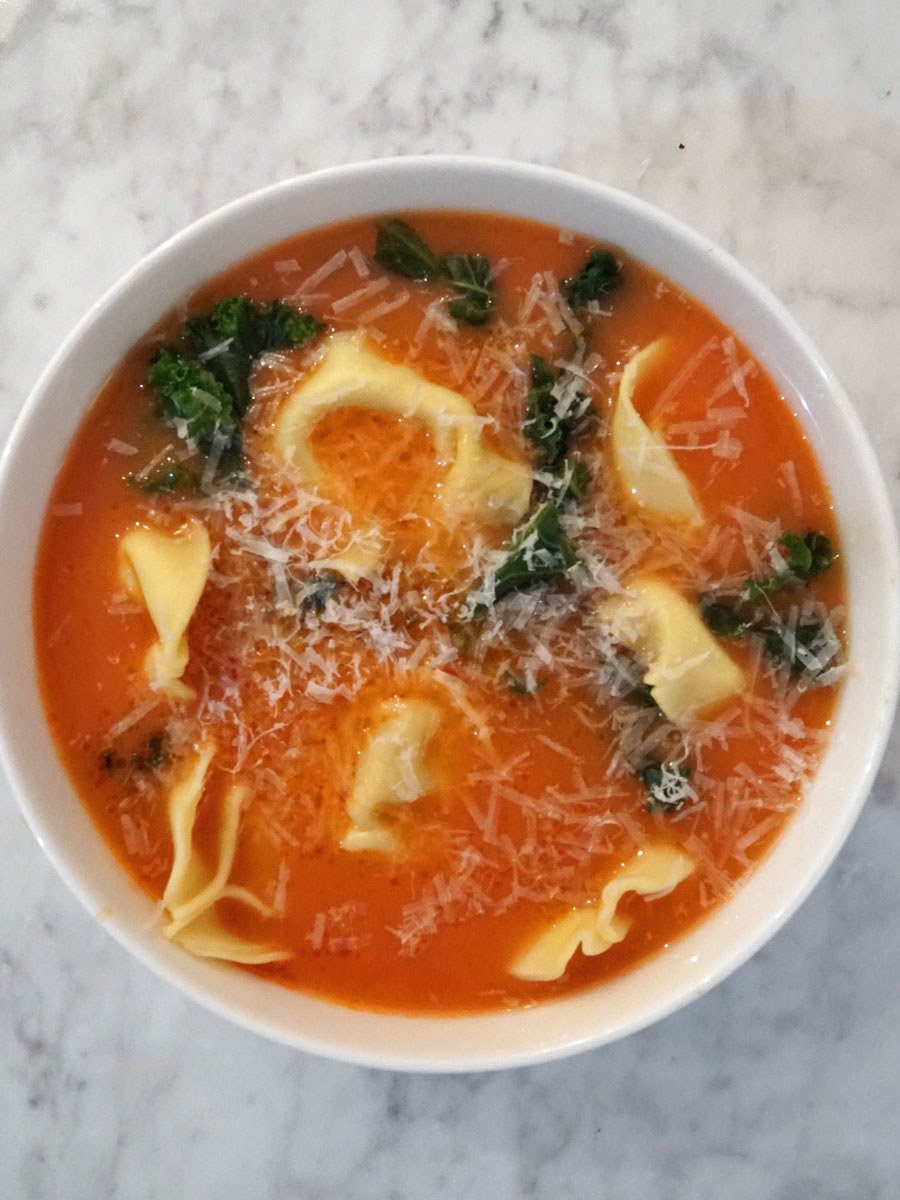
120, 521, 211, 698
597, 576, 744, 723
611, 341, 701, 524
344, 698, 441, 853
317, 527, 383, 583
274, 333, 532, 529
510, 843, 695, 981
162, 746, 289, 964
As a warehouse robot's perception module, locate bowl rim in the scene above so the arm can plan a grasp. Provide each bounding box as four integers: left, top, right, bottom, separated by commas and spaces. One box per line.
2, 154, 898, 1072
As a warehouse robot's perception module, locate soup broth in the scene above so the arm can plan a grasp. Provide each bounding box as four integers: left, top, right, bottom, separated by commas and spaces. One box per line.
34, 211, 844, 1012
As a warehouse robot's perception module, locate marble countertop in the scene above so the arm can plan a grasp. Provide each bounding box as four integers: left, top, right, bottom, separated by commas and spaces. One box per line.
2, 1, 899, 1196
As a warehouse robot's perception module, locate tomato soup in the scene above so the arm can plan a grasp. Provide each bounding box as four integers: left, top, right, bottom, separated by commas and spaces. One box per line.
34, 212, 845, 1013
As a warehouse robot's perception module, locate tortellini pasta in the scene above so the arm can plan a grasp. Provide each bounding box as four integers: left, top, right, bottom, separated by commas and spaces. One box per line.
344, 698, 441, 854
597, 576, 744, 723
274, 333, 532, 529
120, 520, 211, 699
611, 341, 701, 524
317, 527, 383, 583
162, 746, 288, 964
510, 843, 695, 981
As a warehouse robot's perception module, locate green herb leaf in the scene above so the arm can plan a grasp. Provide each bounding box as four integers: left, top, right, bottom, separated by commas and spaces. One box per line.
545, 457, 591, 506
187, 297, 321, 418
778, 530, 812, 577
445, 253, 494, 325
132, 732, 166, 772
745, 529, 835, 599
102, 731, 167, 774
147, 349, 238, 447
504, 670, 549, 696
625, 682, 661, 709
375, 219, 499, 327
146, 297, 320, 482
128, 465, 198, 494
301, 573, 340, 615
524, 355, 591, 469
702, 590, 837, 682
523, 355, 562, 462
492, 502, 579, 603
563, 247, 619, 310
760, 620, 826, 677
700, 598, 755, 638
781, 529, 833, 579
374, 218, 445, 281
639, 761, 694, 814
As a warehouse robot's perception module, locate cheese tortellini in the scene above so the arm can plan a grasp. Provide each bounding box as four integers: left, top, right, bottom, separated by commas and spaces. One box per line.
597, 576, 744, 723
611, 341, 701, 524
510, 843, 695, 981
274, 333, 532, 529
120, 520, 211, 698
344, 698, 441, 854
317, 527, 383, 583
162, 746, 289, 964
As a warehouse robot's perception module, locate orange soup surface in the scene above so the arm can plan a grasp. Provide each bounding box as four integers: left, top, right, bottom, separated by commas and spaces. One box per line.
34, 211, 845, 1013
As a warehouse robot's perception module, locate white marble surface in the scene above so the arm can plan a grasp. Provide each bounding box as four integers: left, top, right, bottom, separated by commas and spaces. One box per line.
2, 1, 900, 1195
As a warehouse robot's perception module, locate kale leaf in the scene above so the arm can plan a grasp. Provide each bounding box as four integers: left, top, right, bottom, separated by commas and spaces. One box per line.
759, 620, 828, 677
625, 682, 662, 710
128, 465, 198, 495
701, 589, 836, 681
186, 297, 321, 418
445, 253, 494, 325
146, 296, 321, 481
374, 218, 445, 281
703, 527, 837, 678
744, 529, 834, 599
491, 501, 579, 603
100, 731, 167, 774
639, 761, 694, 815
132, 732, 167, 772
523, 355, 591, 467
523, 355, 593, 509
562, 247, 620, 311
374, 219, 496, 327
147, 349, 238, 448
544, 456, 590, 506
699, 598, 755, 639
504, 670, 549, 696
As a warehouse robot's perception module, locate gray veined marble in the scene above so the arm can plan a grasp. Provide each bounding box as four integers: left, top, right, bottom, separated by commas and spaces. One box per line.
2, 0, 900, 1197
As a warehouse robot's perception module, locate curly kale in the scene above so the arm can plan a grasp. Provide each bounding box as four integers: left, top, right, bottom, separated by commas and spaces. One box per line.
185, 297, 320, 418
562, 247, 620, 310
145, 296, 321, 480
147, 350, 237, 447
524, 355, 592, 469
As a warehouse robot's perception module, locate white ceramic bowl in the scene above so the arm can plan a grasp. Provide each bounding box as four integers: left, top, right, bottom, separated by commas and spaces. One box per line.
1, 157, 897, 1072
